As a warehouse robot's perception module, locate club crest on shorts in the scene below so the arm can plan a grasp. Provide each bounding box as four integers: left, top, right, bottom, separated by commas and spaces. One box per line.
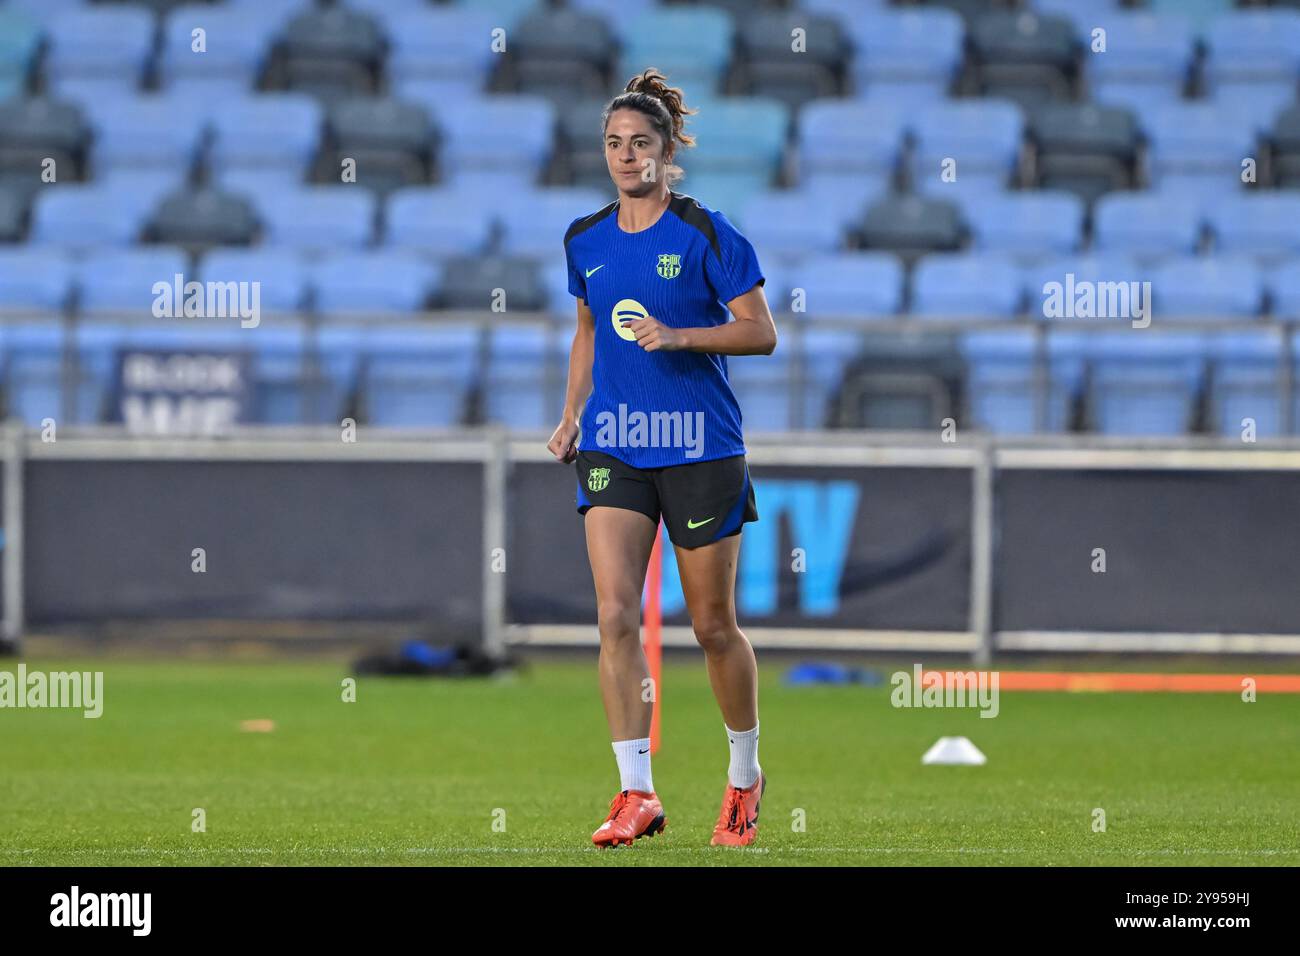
587, 467, 611, 493
656, 253, 681, 279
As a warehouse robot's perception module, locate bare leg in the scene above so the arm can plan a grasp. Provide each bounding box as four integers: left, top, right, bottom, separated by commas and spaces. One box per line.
583, 507, 658, 740
674, 533, 758, 731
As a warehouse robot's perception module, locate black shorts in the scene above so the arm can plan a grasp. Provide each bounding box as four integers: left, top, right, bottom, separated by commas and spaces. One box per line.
575, 449, 759, 549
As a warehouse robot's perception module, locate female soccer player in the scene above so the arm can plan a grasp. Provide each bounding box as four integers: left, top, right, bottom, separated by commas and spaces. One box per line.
546, 68, 778, 848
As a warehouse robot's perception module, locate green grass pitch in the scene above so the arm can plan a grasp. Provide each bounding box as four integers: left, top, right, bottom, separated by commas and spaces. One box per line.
2, 657, 1298, 866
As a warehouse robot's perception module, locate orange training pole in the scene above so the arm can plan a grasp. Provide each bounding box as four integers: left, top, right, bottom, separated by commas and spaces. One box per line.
644, 521, 663, 754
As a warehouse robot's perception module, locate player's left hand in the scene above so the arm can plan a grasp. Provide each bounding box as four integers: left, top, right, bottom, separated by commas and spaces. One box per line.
622, 315, 683, 352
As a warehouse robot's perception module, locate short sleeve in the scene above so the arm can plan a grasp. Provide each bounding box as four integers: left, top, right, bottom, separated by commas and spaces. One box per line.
564, 220, 587, 300
704, 210, 765, 304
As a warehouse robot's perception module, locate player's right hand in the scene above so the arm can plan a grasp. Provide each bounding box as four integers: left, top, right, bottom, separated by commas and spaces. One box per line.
547, 419, 580, 463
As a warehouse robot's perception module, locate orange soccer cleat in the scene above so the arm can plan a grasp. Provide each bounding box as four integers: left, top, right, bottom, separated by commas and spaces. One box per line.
710, 772, 766, 847
591, 789, 667, 848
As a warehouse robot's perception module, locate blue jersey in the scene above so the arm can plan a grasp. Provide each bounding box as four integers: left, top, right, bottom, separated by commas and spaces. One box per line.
564, 191, 765, 469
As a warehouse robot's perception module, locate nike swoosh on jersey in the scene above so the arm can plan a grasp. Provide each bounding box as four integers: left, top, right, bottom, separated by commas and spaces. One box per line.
585, 264, 605, 277
686, 516, 716, 529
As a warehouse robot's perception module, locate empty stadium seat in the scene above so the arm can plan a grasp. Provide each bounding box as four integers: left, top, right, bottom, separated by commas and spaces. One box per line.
783, 252, 903, 320
961, 329, 1082, 433
148, 188, 261, 250
858, 195, 965, 260
201, 248, 309, 313
1093, 193, 1202, 258
735, 191, 847, 260
359, 323, 481, 426
431, 94, 555, 188
1208, 193, 1300, 261
1083, 332, 1207, 435
43, 7, 154, 93
1028, 102, 1137, 203
308, 252, 437, 316
1208, 331, 1286, 438
433, 256, 548, 312
30, 185, 149, 248
911, 253, 1024, 318
910, 99, 1024, 192
85, 93, 207, 172
614, 7, 734, 94
276, 5, 385, 101
258, 186, 377, 251
0, 248, 73, 311
969, 10, 1078, 108
1151, 257, 1262, 320
483, 322, 556, 429
845, 8, 964, 100
384, 7, 497, 84
76, 247, 191, 315
210, 94, 324, 175
796, 98, 903, 208
960, 190, 1084, 258
498, 188, 612, 258
159, 4, 279, 95
384, 187, 494, 257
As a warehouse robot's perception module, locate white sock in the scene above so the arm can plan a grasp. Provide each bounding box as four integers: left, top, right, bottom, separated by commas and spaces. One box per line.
611, 737, 654, 794
726, 722, 761, 789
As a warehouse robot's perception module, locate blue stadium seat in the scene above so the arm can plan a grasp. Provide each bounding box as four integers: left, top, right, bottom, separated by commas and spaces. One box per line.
384, 187, 493, 256
1204, 10, 1300, 92
86, 93, 208, 171
1208, 193, 1300, 261
30, 185, 148, 248
676, 173, 769, 220
1148, 0, 1233, 33
796, 176, 888, 234
795, 98, 902, 215
681, 97, 789, 188
960, 190, 1084, 259
308, 252, 437, 316
1084, 11, 1193, 90
4, 321, 74, 424
786, 252, 903, 320
961, 329, 1082, 433
215, 168, 307, 211
258, 186, 377, 251
1152, 257, 1262, 320
1024, 252, 1148, 322
614, 7, 734, 94
210, 94, 323, 175
911, 253, 1024, 318
1085, 332, 1207, 435
845, 8, 964, 100
360, 323, 482, 426
1207, 83, 1297, 137
0, 249, 74, 311
1032, 0, 1127, 35
911, 99, 1024, 192
314, 325, 364, 423
1268, 259, 1300, 319
454, 0, 540, 30
201, 248, 310, 313
385, 7, 496, 83
44, 7, 154, 92
729, 349, 794, 432
1093, 193, 1202, 258
76, 248, 190, 315
735, 190, 846, 260
1208, 331, 1286, 438
159, 4, 280, 95
483, 322, 554, 429
498, 187, 611, 258
431, 94, 555, 189
1141, 102, 1258, 188
95, 170, 188, 223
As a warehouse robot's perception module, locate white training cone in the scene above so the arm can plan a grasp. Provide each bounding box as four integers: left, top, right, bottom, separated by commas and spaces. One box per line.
921, 736, 986, 765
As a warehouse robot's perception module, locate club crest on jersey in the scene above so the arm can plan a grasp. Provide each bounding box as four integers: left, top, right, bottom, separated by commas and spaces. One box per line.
656, 253, 682, 279
587, 467, 610, 493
